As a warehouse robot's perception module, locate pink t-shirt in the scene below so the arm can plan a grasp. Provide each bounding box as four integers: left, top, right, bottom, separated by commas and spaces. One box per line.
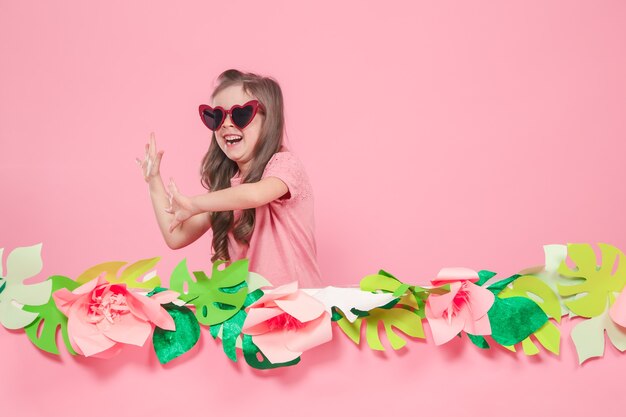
222, 151, 323, 288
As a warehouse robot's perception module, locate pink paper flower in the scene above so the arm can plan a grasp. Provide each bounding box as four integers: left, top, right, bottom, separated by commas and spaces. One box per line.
242, 281, 332, 363
53, 276, 178, 358
426, 267, 495, 345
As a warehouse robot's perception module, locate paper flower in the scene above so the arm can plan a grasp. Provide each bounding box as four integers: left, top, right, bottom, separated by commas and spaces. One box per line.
53, 275, 178, 358
426, 267, 495, 345
242, 281, 332, 363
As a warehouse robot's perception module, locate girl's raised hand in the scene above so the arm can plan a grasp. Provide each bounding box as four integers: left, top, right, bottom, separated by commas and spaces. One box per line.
136, 132, 164, 183
165, 179, 196, 233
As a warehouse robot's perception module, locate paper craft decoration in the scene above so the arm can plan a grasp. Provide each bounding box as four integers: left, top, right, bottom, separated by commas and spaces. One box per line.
2, 242, 626, 368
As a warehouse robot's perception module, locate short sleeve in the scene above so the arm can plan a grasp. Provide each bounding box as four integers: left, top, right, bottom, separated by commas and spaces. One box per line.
262, 152, 309, 202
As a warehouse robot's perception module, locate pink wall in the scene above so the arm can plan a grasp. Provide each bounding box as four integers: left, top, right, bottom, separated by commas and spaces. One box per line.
2, 1, 626, 416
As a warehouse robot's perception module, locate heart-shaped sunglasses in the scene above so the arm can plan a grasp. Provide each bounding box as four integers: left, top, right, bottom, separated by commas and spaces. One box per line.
198, 100, 265, 131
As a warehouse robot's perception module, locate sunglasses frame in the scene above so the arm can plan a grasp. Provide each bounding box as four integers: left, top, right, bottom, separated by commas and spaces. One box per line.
198, 100, 265, 131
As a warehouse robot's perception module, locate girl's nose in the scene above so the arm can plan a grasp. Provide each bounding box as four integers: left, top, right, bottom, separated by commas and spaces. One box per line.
222, 112, 234, 127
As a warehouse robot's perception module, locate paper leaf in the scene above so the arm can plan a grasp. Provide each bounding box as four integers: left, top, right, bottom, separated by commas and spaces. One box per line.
23, 275, 80, 355
496, 274, 562, 356
152, 303, 200, 364
558, 243, 626, 318
499, 275, 562, 322
337, 307, 424, 350
467, 334, 490, 349
210, 289, 264, 361
486, 274, 521, 296
247, 272, 271, 292
571, 307, 626, 364
335, 272, 425, 350
476, 270, 497, 286
488, 296, 548, 346
75, 257, 161, 289
242, 334, 300, 369
170, 259, 248, 326
0, 244, 52, 329
308, 286, 397, 323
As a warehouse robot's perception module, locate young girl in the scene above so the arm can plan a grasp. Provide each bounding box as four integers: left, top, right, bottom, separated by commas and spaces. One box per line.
137, 69, 323, 288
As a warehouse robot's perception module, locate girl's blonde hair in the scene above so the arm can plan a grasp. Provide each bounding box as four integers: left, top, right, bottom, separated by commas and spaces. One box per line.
200, 69, 285, 262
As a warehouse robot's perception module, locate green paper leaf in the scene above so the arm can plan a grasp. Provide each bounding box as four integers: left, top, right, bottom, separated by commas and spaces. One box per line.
170, 259, 248, 326
23, 275, 79, 355
486, 274, 521, 295
488, 296, 548, 346
498, 274, 562, 356
467, 334, 490, 349
331, 307, 343, 321
477, 270, 497, 286
75, 257, 161, 289
557, 243, 626, 318
242, 334, 300, 369
210, 288, 264, 361
153, 303, 200, 364
336, 273, 424, 350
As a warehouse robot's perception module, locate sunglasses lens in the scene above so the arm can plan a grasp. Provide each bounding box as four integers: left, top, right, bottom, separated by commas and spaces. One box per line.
232, 105, 254, 129
202, 108, 223, 130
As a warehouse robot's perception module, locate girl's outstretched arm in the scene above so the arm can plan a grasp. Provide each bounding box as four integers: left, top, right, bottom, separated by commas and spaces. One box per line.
138, 133, 211, 249
166, 177, 288, 232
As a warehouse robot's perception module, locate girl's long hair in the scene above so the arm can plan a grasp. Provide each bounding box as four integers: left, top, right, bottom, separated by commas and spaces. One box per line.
200, 69, 285, 262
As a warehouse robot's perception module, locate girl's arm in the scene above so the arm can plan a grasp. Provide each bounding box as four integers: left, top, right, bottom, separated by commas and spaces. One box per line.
166, 177, 288, 232
138, 133, 211, 249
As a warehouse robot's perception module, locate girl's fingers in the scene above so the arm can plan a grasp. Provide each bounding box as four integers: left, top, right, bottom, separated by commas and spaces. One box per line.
169, 219, 181, 233
149, 134, 156, 159
155, 150, 164, 168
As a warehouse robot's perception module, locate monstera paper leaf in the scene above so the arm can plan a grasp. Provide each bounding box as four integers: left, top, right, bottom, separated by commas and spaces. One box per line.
558, 243, 626, 318
209, 271, 271, 361
169, 259, 248, 326
0, 244, 52, 330
336, 271, 425, 351
74, 257, 161, 290
23, 275, 80, 355
570, 306, 626, 364
498, 275, 562, 355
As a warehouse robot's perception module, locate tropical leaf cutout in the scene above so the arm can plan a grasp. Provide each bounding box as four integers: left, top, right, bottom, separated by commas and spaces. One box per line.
23, 275, 80, 355
75, 257, 161, 289
498, 274, 562, 355
570, 306, 626, 364
169, 259, 248, 326
0, 244, 52, 330
210, 289, 264, 361
479, 274, 548, 347
557, 243, 626, 318
336, 271, 424, 351
152, 303, 200, 365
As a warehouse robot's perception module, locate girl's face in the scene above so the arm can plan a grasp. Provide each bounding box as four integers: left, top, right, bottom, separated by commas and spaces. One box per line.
212, 84, 265, 174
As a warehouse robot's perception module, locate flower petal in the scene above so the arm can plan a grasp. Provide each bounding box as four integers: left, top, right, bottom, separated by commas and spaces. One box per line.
463, 311, 491, 336
127, 292, 174, 330
426, 305, 465, 345
464, 282, 495, 320
431, 267, 479, 286
242, 307, 283, 334
284, 313, 332, 353
248, 281, 299, 308
251, 331, 301, 363
427, 282, 462, 317
102, 314, 152, 346
149, 290, 180, 304
274, 291, 325, 323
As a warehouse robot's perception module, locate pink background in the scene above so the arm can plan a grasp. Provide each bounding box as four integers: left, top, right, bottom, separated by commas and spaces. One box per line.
2, 1, 626, 416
